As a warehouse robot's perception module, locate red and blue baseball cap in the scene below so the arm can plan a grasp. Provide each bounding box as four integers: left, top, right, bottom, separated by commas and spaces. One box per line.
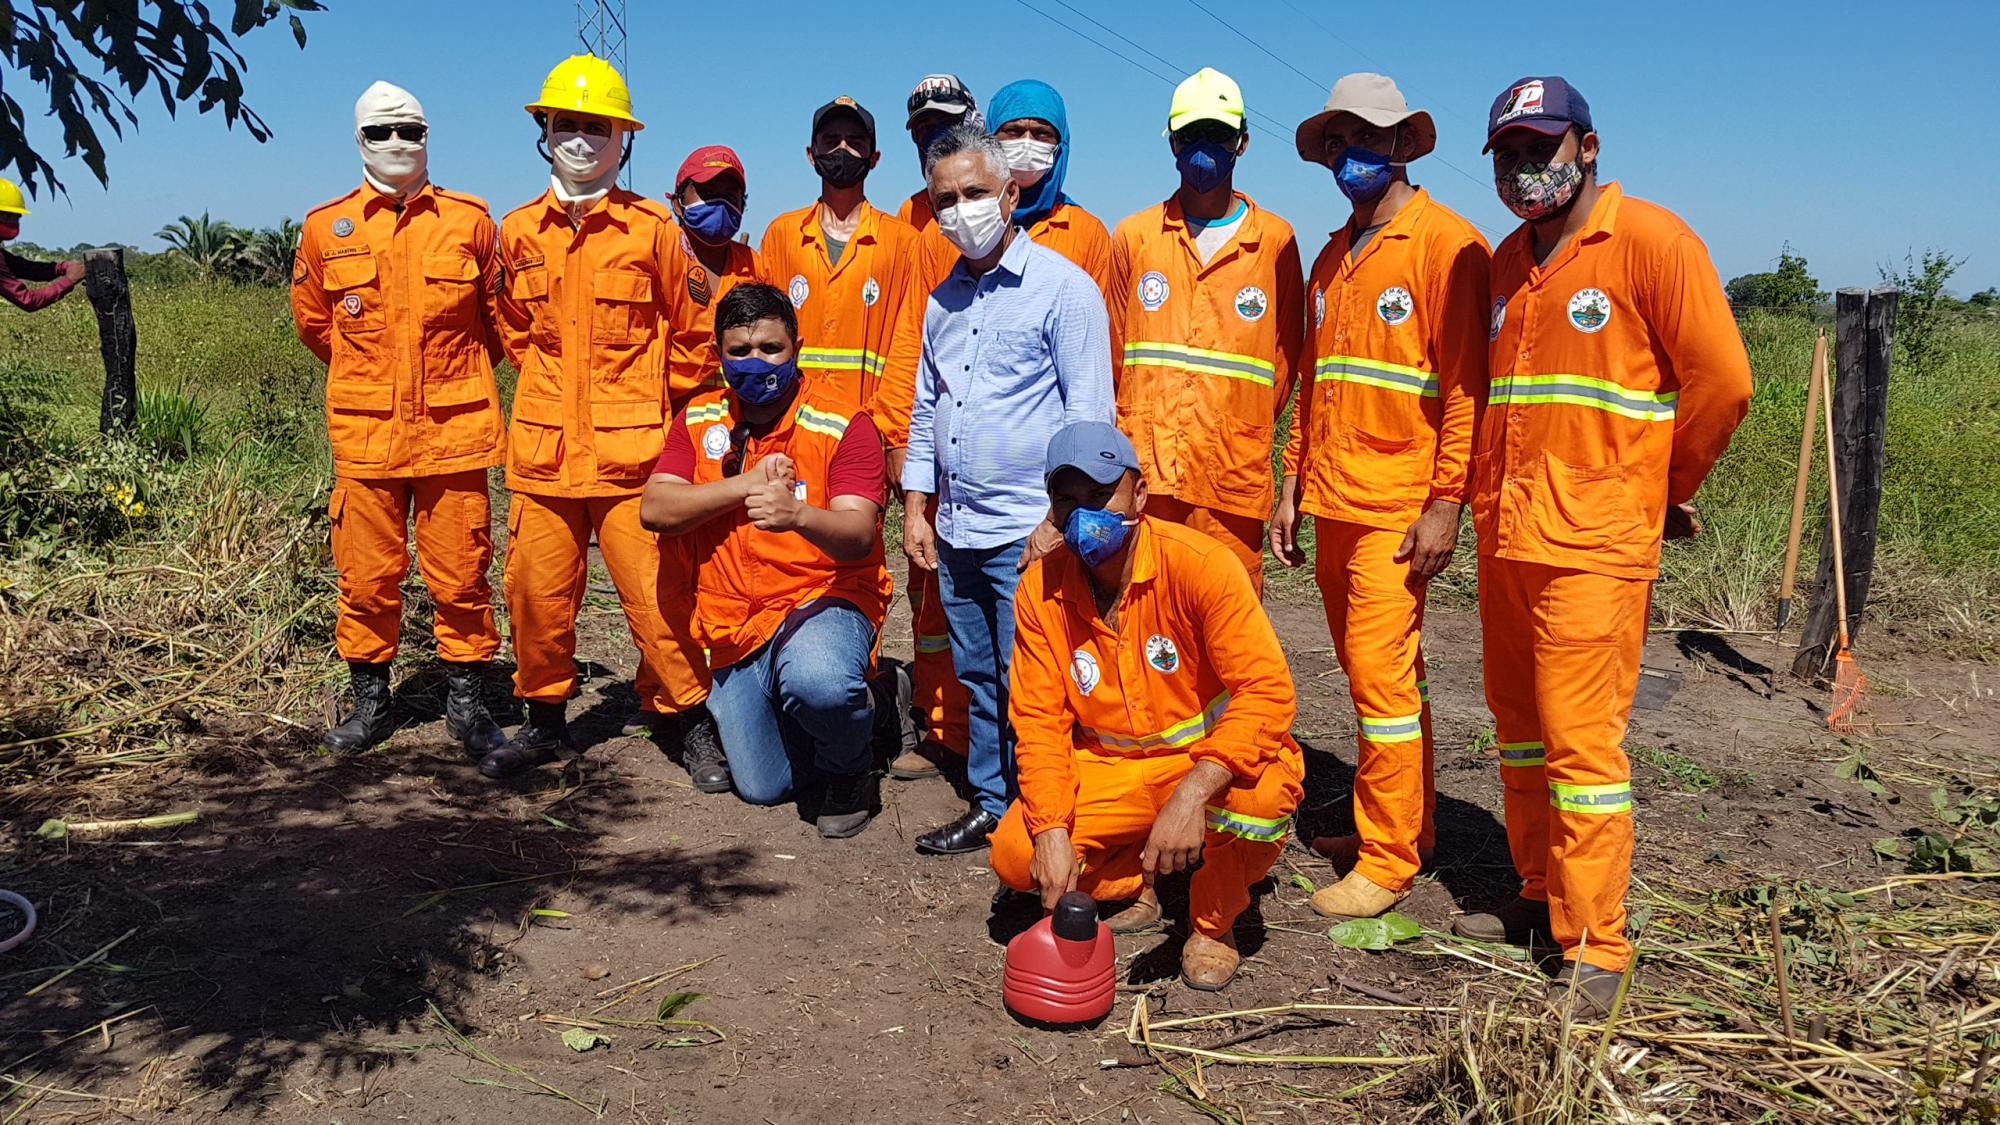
1483, 76, 1593, 153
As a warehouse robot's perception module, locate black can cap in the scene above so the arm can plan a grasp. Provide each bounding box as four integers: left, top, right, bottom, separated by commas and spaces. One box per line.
1053, 891, 1099, 941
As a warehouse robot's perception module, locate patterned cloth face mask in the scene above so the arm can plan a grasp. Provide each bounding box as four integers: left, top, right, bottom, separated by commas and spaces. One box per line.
1497, 159, 1585, 221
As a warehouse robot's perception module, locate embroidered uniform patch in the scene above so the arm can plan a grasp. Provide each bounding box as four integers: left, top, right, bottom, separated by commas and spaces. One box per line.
332, 217, 355, 238
341, 294, 363, 317
1071, 649, 1101, 696
788, 274, 810, 308
862, 277, 880, 307
1568, 288, 1611, 333
1313, 286, 1326, 328
1138, 271, 1170, 312
1490, 297, 1508, 341
1146, 634, 1180, 674
1235, 286, 1269, 322
702, 424, 730, 460
1377, 286, 1413, 326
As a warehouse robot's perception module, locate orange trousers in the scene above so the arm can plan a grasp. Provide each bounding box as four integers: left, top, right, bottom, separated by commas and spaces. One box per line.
505, 492, 708, 714
1315, 520, 1437, 893
992, 747, 1304, 940
1147, 495, 1265, 596
330, 471, 499, 664
1479, 556, 1645, 972
912, 564, 970, 752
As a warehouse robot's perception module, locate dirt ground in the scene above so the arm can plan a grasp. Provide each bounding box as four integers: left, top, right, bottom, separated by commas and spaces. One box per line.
3, 569, 1997, 1122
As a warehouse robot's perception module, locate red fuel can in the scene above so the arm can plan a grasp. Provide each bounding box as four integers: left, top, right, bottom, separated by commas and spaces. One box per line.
1003, 891, 1117, 1025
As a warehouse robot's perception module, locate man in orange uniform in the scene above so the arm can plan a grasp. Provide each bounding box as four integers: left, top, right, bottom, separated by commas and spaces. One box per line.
1269, 74, 1488, 920
1109, 67, 1304, 593
293, 81, 508, 760
1459, 77, 1751, 1011
484, 56, 713, 779
986, 80, 1114, 297
992, 421, 1303, 991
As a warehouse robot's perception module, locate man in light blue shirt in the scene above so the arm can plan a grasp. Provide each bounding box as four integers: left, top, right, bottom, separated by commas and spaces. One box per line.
903, 122, 1113, 855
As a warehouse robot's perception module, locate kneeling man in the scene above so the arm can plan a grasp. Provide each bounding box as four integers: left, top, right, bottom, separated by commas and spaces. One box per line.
642, 283, 893, 839
991, 421, 1304, 991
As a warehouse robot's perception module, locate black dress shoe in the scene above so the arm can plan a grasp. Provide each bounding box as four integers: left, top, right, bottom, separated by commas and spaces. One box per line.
915, 807, 1000, 855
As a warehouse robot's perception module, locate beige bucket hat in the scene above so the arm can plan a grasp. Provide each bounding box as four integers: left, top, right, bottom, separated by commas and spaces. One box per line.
1295, 73, 1437, 163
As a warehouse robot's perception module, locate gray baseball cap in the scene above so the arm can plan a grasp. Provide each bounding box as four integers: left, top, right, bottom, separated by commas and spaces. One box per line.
1045, 421, 1140, 487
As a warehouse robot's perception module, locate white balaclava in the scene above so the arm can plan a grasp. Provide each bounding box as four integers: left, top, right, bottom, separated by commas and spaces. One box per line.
355, 81, 429, 197
548, 118, 625, 212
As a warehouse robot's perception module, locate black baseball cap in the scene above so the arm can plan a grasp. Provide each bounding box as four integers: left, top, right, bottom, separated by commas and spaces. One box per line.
1483, 76, 1593, 153
811, 96, 876, 143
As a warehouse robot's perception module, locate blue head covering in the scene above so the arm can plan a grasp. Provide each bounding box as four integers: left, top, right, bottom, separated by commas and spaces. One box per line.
987, 79, 1070, 227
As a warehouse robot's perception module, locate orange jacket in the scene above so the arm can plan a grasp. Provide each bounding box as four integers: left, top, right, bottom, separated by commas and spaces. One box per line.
292, 182, 505, 478
1475, 183, 1752, 579
1109, 194, 1305, 520
495, 188, 675, 499
662, 227, 760, 412
1010, 518, 1300, 837
675, 386, 894, 668
758, 201, 925, 448
908, 190, 1114, 300
1283, 190, 1489, 531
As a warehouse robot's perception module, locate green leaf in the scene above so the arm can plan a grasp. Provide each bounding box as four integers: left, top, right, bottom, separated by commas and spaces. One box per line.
655, 991, 705, 1020
1289, 874, 1317, 892
1381, 912, 1422, 942
530, 908, 570, 919
1328, 918, 1393, 950
560, 1028, 611, 1052
35, 818, 69, 840
1872, 838, 1905, 859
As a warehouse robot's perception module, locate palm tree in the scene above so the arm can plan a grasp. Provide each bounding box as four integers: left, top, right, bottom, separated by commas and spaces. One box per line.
155, 213, 243, 283
236, 219, 302, 285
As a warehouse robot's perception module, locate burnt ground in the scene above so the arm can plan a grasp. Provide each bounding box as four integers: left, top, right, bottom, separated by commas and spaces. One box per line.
2, 572, 1997, 1122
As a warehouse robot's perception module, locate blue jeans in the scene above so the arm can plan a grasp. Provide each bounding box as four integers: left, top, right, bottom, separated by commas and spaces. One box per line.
706, 599, 877, 806
937, 539, 1026, 817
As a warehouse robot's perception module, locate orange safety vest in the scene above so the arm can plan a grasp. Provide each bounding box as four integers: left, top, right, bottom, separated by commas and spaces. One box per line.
1108, 194, 1305, 520
495, 188, 675, 499
757, 200, 925, 447
677, 386, 894, 668
1475, 183, 1753, 579
662, 227, 760, 414
292, 182, 505, 478
1284, 189, 1489, 530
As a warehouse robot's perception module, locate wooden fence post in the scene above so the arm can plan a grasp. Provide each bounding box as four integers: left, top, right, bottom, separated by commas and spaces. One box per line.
1793, 287, 1897, 679
82, 246, 137, 434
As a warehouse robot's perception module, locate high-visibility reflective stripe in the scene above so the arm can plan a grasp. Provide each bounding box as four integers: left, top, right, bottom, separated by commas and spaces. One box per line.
1499, 740, 1546, 767
1314, 355, 1440, 398
916, 633, 951, 654
796, 405, 850, 439
1082, 691, 1230, 752
685, 403, 729, 425
1123, 342, 1277, 387
1489, 374, 1677, 422
800, 347, 887, 376
1359, 712, 1424, 744
1205, 805, 1291, 844
1550, 781, 1632, 814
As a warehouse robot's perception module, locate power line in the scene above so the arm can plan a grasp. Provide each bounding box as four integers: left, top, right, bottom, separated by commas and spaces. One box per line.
1274, 0, 1485, 131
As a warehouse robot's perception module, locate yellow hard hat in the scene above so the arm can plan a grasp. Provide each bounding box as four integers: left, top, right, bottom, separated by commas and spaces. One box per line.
1168, 67, 1245, 133
0, 179, 29, 217
526, 54, 645, 131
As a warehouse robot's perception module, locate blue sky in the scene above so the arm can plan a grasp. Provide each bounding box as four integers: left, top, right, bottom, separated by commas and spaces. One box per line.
13, 0, 1999, 292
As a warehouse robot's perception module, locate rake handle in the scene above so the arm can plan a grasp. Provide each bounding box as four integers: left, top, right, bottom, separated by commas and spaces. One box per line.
1776, 330, 1827, 631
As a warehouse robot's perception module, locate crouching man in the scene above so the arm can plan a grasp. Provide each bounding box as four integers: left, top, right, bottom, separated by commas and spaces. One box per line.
990, 421, 1304, 991
641, 283, 892, 839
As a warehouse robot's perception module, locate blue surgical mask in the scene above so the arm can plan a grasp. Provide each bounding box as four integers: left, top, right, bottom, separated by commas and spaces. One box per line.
721, 354, 800, 407
1333, 146, 1395, 203
1063, 506, 1138, 568
1175, 141, 1236, 194
681, 199, 742, 245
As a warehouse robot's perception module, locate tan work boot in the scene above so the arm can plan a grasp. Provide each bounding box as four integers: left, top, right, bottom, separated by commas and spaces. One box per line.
1180, 932, 1240, 992
887, 742, 943, 781
1310, 870, 1407, 920
1309, 833, 1435, 871
1102, 887, 1163, 934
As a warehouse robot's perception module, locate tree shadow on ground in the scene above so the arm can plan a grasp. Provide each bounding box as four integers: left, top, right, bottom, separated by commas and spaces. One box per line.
1674, 629, 1776, 697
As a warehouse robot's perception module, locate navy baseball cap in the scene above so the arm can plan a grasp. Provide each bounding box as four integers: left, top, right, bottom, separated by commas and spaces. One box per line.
1045, 422, 1140, 487
811, 96, 876, 143
1483, 76, 1593, 153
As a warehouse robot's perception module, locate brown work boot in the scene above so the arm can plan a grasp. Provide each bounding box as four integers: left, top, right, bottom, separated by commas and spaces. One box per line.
1181, 932, 1240, 992
1450, 896, 1552, 946
1310, 871, 1406, 920
1549, 963, 1628, 1017
1102, 887, 1163, 934
1309, 833, 1435, 872
887, 741, 943, 781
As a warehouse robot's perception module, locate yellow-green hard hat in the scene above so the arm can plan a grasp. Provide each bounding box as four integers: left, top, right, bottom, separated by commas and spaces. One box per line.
526, 54, 644, 131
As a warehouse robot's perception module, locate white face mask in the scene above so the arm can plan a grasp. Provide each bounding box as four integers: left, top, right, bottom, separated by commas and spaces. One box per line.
939, 195, 1008, 259
999, 138, 1058, 187
551, 129, 616, 184
354, 80, 429, 195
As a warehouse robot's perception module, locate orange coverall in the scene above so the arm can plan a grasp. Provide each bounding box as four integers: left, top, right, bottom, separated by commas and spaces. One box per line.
1282, 189, 1490, 892
1109, 194, 1304, 592
495, 188, 709, 715
1475, 183, 1752, 971
992, 519, 1304, 941
292, 182, 505, 666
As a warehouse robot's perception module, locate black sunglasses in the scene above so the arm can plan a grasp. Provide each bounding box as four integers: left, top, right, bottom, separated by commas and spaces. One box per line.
720, 424, 754, 478
361, 124, 428, 143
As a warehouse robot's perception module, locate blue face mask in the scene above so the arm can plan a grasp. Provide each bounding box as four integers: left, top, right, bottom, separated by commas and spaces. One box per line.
1333, 146, 1395, 203
682, 199, 742, 245
721, 354, 800, 407
1063, 505, 1137, 568
1175, 141, 1236, 194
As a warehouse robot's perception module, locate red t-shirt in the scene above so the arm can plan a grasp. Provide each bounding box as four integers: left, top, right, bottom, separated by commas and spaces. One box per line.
656, 406, 887, 507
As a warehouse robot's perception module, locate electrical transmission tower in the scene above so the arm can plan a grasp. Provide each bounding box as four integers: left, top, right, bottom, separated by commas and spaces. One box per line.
576, 0, 631, 186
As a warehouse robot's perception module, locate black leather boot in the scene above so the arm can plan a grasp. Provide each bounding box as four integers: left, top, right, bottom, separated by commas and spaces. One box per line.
677, 706, 732, 794
323, 661, 395, 753
481, 701, 571, 779
443, 662, 507, 762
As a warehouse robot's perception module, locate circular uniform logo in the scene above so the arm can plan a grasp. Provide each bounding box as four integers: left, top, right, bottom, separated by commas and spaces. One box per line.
332, 217, 355, 238
1138, 271, 1170, 312
702, 423, 731, 460
1377, 286, 1413, 326
341, 294, 364, 317
1490, 297, 1508, 341
788, 274, 810, 308
1313, 286, 1326, 329
1070, 649, 1101, 696
1235, 286, 1269, 322
861, 277, 880, 307
1146, 634, 1180, 674
1568, 288, 1611, 333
